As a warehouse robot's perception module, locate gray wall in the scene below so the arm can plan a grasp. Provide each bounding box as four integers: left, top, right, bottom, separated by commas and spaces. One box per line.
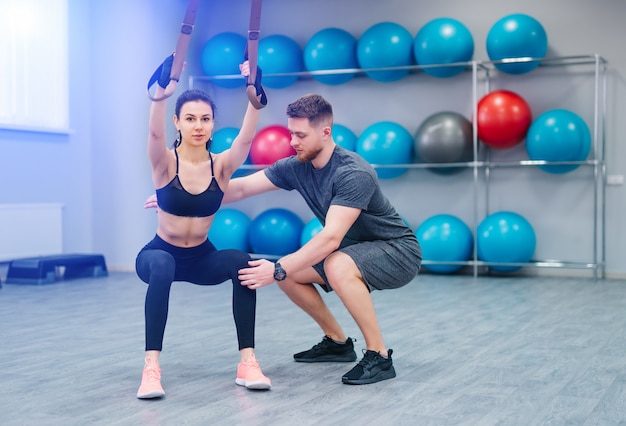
1, 0, 624, 276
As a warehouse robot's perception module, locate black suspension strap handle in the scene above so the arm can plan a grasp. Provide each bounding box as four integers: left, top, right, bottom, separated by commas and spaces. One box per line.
147, 0, 201, 101
245, 0, 267, 109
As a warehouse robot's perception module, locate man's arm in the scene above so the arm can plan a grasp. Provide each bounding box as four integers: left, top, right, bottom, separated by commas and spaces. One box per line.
238, 204, 361, 289
222, 169, 280, 204
279, 204, 359, 271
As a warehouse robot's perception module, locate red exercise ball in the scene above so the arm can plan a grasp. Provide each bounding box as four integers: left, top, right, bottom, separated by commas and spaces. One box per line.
477, 90, 532, 149
250, 125, 296, 165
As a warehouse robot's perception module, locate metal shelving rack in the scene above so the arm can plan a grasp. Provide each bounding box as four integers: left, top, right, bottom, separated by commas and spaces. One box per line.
472, 55, 607, 279
191, 54, 608, 279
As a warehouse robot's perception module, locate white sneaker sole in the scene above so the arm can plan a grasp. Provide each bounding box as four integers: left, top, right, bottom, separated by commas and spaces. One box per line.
236, 378, 272, 390
137, 389, 165, 399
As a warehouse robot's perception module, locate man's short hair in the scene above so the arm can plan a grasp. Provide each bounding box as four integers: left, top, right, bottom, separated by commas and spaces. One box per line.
286, 94, 333, 128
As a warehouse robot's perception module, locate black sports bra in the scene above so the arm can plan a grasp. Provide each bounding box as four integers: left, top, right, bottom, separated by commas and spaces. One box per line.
156, 149, 224, 218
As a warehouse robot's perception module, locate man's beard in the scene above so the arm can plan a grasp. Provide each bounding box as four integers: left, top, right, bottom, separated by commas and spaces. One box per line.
296, 147, 322, 163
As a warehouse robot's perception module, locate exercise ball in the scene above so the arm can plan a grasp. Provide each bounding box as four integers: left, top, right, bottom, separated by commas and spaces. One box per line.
249, 208, 304, 256
477, 90, 532, 149
414, 111, 473, 174
477, 211, 536, 273
258, 34, 303, 89
304, 28, 358, 85
356, 121, 413, 179
332, 123, 358, 151
250, 125, 295, 165
357, 22, 414, 82
211, 127, 252, 177
300, 217, 323, 246
413, 17, 474, 78
415, 214, 474, 274
211, 127, 239, 154
526, 109, 591, 174
201, 32, 247, 88
208, 209, 252, 252
486, 13, 548, 74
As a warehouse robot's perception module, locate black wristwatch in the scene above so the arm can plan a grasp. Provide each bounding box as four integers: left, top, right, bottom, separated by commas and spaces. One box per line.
273, 262, 287, 281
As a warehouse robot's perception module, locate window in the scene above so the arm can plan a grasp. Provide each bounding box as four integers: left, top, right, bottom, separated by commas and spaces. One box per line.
0, 0, 69, 132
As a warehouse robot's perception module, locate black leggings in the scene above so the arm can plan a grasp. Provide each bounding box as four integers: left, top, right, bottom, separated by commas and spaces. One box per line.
135, 235, 255, 351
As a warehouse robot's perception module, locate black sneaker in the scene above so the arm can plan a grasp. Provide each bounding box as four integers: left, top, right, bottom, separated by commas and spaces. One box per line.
293, 336, 357, 363
341, 349, 396, 385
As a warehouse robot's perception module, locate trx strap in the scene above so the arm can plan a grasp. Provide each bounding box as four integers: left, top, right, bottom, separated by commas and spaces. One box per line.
245, 0, 267, 109
147, 0, 200, 101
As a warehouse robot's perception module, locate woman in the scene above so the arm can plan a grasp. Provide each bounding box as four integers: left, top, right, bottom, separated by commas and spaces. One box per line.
135, 59, 270, 399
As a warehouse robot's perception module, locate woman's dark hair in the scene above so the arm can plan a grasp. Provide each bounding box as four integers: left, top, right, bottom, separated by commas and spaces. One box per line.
173, 89, 217, 150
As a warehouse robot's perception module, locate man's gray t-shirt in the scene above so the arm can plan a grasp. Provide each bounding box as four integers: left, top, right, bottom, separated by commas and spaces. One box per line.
264, 145, 415, 246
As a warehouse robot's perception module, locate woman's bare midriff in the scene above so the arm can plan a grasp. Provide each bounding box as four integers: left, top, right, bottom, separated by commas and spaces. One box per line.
156, 210, 215, 248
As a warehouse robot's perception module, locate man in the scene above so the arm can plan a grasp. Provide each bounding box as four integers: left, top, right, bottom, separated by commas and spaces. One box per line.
231, 94, 422, 385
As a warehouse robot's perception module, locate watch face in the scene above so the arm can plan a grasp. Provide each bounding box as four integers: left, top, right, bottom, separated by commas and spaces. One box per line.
274, 263, 287, 281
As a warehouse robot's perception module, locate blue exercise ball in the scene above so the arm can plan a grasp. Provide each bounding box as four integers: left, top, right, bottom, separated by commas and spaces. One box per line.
201, 32, 247, 88
477, 211, 536, 273
357, 22, 414, 82
208, 209, 252, 252
413, 17, 474, 78
415, 214, 473, 274
486, 13, 548, 74
210, 127, 252, 177
210, 127, 240, 153
249, 208, 304, 256
304, 28, 358, 85
258, 34, 303, 89
526, 109, 591, 174
300, 217, 323, 246
332, 123, 358, 151
356, 121, 413, 179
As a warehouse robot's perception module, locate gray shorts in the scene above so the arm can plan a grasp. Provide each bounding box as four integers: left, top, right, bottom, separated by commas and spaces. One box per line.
313, 236, 422, 292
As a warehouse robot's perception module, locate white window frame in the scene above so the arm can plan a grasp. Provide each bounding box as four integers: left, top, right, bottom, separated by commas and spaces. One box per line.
0, 0, 70, 133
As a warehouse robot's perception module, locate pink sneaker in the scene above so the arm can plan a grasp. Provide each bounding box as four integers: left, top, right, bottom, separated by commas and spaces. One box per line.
236, 354, 271, 390
137, 357, 165, 399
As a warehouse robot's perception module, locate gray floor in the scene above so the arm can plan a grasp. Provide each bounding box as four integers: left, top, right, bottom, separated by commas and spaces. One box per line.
1, 271, 625, 425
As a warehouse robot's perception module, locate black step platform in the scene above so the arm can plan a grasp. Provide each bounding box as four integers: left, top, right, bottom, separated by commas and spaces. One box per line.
5, 254, 108, 285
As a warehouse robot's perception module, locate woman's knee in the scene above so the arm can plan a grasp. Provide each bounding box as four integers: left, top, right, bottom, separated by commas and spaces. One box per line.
225, 249, 251, 266
136, 250, 175, 283
219, 249, 252, 277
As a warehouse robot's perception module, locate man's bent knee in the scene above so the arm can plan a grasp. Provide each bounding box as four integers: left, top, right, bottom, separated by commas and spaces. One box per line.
324, 252, 361, 281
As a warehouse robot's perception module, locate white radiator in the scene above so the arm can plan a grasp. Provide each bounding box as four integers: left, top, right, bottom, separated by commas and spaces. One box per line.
0, 203, 63, 261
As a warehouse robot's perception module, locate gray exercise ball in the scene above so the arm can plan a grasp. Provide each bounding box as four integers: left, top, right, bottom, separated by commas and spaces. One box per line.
414, 111, 473, 174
